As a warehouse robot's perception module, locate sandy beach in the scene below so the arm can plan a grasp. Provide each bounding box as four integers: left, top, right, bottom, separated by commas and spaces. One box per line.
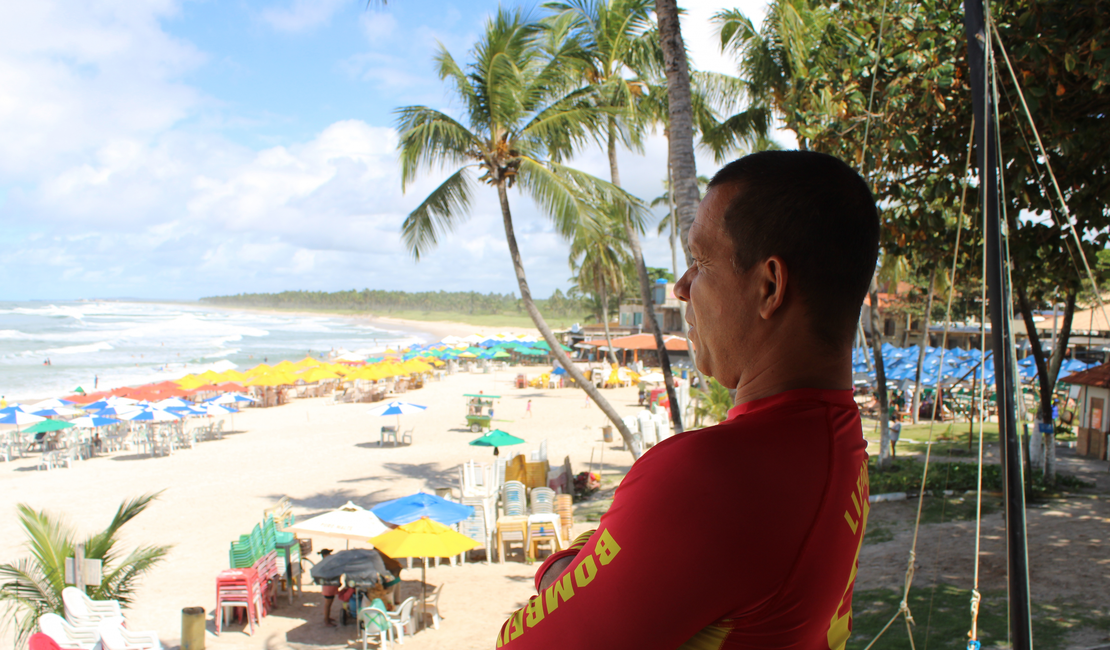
0, 366, 642, 649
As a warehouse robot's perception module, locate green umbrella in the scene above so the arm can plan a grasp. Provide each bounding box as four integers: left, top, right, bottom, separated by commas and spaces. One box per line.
491, 350, 511, 359
24, 419, 75, 434
469, 429, 525, 455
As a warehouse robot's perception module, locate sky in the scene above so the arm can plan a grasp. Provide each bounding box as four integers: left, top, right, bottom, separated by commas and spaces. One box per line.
1, 0, 774, 301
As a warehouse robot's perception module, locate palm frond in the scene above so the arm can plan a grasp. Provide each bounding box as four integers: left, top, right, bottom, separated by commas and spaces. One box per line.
401, 167, 476, 260
395, 106, 480, 190
434, 48, 480, 121
517, 157, 643, 239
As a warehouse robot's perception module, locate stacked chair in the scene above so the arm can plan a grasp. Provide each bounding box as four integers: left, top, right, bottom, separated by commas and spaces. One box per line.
458, 461, 498, 563
526, 487, 561, 558
38, 588, 162, 650
218, 513, 301, 634
555, 494, 574, 542
495, 481, 529, 563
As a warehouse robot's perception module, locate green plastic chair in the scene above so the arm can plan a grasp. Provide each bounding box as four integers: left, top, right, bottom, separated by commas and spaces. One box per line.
358, 601, 393, 650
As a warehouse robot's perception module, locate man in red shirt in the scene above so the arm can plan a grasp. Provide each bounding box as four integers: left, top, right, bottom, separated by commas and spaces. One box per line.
497, 151, 880, 649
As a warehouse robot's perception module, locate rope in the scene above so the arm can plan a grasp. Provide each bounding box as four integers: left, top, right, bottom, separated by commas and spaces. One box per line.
989, 18, 1110, 332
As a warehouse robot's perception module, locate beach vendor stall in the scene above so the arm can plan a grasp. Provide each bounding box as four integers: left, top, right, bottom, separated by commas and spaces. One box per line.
464, 393, 498, 432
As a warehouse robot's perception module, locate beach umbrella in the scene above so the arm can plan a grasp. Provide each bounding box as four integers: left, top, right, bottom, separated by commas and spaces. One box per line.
371, 492, 474, 527
0, 410, 45, 426
210, 393, 256, 406
638, 372, 666, 383
70, 415, 123, 428
153, 398, 191, 410
287, 501, 390, 546
28, 406, 82, 417
117, 408, 180, 422
30, 398, 75, 410
369, 517, 478, 623
310, 548, 392, 583
297, 366, 342, 383
469, 429, 525, 455
24, 419, 75, 434
366, 400, 427, 432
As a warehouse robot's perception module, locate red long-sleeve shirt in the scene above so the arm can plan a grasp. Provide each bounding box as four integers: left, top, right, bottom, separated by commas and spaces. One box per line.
497, 388, 870, 650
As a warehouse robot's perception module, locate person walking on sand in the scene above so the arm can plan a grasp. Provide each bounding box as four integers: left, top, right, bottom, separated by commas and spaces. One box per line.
496, 151, 879, 649
526, 399, 533, 418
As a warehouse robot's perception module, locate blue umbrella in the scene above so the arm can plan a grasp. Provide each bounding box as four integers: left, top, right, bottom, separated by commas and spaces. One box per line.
367, 400, 428, 431
371, 492, 473, 526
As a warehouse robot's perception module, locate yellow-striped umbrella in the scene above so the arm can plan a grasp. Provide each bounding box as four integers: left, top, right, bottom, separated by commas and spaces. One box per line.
368, 517, 478, 618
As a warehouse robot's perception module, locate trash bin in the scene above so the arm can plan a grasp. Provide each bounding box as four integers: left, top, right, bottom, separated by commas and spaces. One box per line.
181, 607, 205, 650
602, 426, 613, 443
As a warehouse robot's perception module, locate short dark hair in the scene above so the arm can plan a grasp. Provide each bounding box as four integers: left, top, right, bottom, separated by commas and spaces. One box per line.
707, 150, 879, 348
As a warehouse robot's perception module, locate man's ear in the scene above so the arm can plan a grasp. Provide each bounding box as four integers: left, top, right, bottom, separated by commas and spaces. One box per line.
759, 255, 788, 320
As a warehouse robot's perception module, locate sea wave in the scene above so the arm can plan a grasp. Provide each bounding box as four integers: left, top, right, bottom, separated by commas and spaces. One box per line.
22, 341, 114, 356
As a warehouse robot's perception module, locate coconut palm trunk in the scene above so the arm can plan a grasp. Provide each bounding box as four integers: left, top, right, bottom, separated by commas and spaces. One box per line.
598, 282, 619, 365
667, 160, 709, 393
655, 0, 700, 264
497, 182, 640, 458
608, 127, 684, 433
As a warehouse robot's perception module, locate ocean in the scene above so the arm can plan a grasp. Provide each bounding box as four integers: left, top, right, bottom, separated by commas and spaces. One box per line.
0, 301, 429, 402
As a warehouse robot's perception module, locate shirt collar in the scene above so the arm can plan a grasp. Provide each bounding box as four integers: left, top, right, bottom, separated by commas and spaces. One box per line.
725, 387, 856, 421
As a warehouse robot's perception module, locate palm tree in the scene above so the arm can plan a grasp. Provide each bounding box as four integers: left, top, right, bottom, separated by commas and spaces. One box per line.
714, 0, 839, 150
395, 8, 641, 456
570, 208, 632, 365
547, 0, 688, 432
0, 493, 171, 648
653, 0, 701, 263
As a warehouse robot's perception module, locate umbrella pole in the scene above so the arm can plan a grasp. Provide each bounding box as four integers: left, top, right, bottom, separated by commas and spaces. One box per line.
421, 562, 427, 631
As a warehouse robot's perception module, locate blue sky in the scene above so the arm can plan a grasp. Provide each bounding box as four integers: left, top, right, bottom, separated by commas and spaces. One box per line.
1, 0, 771, 301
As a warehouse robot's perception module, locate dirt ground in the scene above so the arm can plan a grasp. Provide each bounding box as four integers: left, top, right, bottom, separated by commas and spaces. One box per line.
856, 445, 1110, 648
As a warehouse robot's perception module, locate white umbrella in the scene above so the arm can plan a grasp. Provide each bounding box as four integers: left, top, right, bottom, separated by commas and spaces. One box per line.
117, 408, 180, 422
210, 393, 256, 406
30, 398, 75, 410
153, 398, 191, 409
287, 501, 390, 548
638, 372, 666, 383
71, 415, 123, 428
366, 400, 427, 433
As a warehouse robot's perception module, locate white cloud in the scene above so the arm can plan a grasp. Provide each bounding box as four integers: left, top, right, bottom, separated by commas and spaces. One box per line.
260, 0, 350, 33
0, 1, 203, 179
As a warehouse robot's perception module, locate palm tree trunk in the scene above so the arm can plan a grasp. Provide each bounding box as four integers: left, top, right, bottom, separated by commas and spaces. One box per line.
496, 182, 639, 459
668, 161, 709, 394
656, 0, 700, 266
599, 283, 618, 365
911, 269, 937, 424
608, 126, 684, 433
869, 279, 891, 470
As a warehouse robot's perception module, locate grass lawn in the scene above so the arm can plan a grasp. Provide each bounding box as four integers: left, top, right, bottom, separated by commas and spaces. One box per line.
850, 586, 1110, 650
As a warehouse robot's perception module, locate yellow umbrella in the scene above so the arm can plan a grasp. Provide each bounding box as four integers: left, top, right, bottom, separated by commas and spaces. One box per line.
216, 369, 247, 383
175, 374, 205, 389
273, 360, 297, 372
245, 371, 297, 387
368, 517, 478, 621
298, 366, 341, 383
245, 363, 272, 377
294, 356, 321, 369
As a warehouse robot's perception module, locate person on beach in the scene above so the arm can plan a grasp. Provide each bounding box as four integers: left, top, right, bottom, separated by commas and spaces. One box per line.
318, 549, 339, 627
495, 151, 879, 649
525, 399, 532, 418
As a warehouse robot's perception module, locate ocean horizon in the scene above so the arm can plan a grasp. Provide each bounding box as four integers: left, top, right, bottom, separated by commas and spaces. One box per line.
0, 300, 430, 402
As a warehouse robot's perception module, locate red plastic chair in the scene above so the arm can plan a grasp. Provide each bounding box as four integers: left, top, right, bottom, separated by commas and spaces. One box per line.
29, 633, 63, 650
215, 568, 262, 635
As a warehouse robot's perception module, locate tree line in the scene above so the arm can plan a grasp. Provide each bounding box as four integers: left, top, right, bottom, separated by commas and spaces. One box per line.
199, 288, 588, 318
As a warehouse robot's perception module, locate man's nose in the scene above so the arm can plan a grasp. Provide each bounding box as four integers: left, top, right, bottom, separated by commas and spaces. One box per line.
674, 267, 692, 302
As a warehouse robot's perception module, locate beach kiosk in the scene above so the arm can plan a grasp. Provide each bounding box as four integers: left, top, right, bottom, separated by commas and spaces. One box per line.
464, 393, 498, 432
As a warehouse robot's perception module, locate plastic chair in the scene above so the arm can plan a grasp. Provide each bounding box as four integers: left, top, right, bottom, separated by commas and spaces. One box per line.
555, 494, 574, 541
401, 428, 414, 445
215, 568, 262, 635
495, 515, 528, 564
358, 605, 393, 650
97, 618, 163, 650
63, 586, 124, 627
36, 613, 103, 650
529, 487, 555, 515
501, 481, 526, 517
386, 597, 417, 644
422, 583, 444, 629
459, 496, 493, 563
28, 632, 63, 650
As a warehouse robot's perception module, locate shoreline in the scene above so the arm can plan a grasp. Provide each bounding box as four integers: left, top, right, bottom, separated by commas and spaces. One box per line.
192, 302, 541, 341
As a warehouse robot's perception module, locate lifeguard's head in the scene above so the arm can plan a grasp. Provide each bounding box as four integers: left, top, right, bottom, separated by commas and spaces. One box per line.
673, 150, 879, 390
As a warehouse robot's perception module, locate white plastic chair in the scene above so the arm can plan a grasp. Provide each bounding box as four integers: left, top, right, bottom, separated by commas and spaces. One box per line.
358, 606, 393, 649
37, 613, 104, 650
386, 597, 417, 644
501, 481, 526, 517
422, 583, 444, 629
97, 618, 162, 650
459, 496, 493, 563
63, 587, 123, 627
